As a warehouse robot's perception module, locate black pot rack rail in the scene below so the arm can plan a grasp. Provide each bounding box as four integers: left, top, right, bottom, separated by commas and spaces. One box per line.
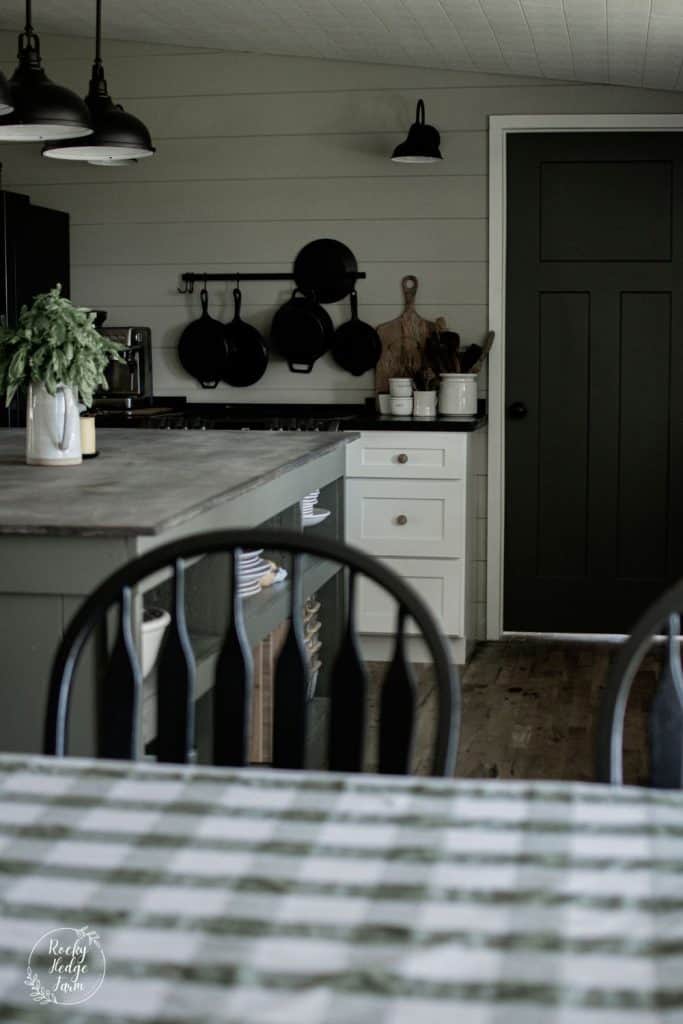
177, 271, 366, 295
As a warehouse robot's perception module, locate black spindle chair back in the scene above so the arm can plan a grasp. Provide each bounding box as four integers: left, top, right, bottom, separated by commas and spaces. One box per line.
45, 529, 460, 776
597, 577, 683, 787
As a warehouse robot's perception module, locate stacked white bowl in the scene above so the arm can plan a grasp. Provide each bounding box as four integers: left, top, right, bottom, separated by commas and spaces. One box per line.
300, 490, 331, 527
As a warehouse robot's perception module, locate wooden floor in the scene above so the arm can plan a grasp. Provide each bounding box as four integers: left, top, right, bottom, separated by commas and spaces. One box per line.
369, 637, 658, 782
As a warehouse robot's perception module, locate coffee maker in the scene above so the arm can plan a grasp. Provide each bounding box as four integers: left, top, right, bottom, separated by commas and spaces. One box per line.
94, 323, 153, 410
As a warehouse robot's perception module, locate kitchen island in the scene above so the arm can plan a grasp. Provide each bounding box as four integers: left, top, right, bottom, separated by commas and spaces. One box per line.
0, 429, 357, 756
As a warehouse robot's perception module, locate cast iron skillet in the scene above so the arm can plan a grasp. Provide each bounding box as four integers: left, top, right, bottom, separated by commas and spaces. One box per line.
178, 288, 227, 389
294, 239, 358, 304
222, 287, 269, 387
331, 290, 381, 376
271, 289, 334, 373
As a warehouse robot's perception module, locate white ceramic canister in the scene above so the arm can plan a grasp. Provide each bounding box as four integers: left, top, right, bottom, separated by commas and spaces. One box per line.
26, 383, 82, 466
376, 393, 392, 415
389, 377, 413, 397
439, 374, 477, 416
413, 390, 438, 418
390, 395, 413, 416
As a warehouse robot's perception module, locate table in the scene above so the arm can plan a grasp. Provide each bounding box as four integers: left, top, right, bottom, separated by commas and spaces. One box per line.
0, 754, 682, 1023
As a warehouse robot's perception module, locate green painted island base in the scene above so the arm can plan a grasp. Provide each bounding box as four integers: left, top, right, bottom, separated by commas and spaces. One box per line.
0, 430, 355, 762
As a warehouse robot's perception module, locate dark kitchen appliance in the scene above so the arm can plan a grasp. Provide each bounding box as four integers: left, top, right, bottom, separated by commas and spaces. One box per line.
271, 289, 334, 373
94, 326, 153, 408
177, 287, 228, 388
0, 189, 70, 427
96, 403, 358, 431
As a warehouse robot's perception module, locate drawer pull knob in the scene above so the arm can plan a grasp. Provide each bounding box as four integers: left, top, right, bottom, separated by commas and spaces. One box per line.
396, 514, 408, 526
397, 453, 408, 464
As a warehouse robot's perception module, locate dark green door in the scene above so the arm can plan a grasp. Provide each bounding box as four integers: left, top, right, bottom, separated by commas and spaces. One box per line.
505, 133, 683, 633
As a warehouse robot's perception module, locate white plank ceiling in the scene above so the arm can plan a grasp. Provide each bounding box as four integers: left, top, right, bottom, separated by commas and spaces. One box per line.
0, 0, 682, 91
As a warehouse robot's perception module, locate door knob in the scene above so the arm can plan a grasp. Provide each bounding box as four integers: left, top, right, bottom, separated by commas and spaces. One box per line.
396, 514, 408, 525
508, 401, 528, 419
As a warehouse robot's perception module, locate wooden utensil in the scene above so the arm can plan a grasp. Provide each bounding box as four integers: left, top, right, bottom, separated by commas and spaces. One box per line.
374, 276, 435, 394
470, 330, 495, 373
424, 316, 461, 375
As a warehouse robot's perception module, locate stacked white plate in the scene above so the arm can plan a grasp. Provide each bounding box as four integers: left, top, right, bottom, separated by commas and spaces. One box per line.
301, 489, 331, 528
235, 549, 269, 598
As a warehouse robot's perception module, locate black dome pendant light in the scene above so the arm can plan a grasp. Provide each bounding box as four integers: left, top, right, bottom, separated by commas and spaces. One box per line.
0, 0, 91, 141
43, 0, 155, 164
391, 99, 443, 163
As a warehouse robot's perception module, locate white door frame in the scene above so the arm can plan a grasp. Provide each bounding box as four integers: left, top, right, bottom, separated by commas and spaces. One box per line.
486, 113, 683, 640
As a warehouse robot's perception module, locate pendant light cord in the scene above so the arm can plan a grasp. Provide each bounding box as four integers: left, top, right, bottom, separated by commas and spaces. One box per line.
19, 0, 40, 62
90, 0, 108, 96
95, 0, 102, 67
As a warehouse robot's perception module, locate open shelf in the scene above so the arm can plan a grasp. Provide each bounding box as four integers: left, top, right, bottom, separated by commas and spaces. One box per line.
192, 554, 340, 701
142, 552, 342, 734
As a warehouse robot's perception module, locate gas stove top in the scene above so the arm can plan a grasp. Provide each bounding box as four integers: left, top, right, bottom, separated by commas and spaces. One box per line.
95, 403, 364, 432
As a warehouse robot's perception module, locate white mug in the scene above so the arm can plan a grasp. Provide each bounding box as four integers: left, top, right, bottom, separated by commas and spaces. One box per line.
389, 378, 413, 397
390, 395, 413, 416
413, 390, 438, 418
377, 393, 392, 415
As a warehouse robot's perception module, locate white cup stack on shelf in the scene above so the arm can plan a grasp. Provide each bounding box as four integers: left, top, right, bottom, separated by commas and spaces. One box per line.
301, 489, 331, 528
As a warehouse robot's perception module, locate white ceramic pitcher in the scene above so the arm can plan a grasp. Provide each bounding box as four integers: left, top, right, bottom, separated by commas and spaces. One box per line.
26, 383, 82, 466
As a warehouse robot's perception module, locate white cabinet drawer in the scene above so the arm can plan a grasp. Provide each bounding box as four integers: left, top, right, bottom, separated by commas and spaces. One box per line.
346, 479, 463, 558
357, 557, 464, 636
345, 431, 465, 480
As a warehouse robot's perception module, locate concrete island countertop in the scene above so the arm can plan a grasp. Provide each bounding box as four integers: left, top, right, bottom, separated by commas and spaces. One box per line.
0, 429, 357, 538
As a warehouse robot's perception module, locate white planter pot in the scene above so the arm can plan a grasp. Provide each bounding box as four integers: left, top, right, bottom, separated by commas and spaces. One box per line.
141, 607, 171, 677
26, 383, 82, 467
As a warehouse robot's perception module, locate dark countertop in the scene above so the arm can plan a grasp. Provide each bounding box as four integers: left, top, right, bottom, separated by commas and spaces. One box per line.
345, 413, 487, 431
0, 429, 356, 538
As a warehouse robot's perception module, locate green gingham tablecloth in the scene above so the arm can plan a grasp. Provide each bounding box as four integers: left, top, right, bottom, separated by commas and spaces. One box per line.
0, 753, 682, 1023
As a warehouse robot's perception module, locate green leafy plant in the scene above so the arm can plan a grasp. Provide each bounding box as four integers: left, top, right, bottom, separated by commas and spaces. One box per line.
0, 285, 123, 407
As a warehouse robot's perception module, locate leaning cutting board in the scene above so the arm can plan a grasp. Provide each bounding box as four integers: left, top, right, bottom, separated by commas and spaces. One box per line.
374, 276, 436, 394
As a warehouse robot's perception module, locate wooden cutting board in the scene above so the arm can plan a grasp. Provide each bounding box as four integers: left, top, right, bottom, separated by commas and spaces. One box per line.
374, 276, 436, 394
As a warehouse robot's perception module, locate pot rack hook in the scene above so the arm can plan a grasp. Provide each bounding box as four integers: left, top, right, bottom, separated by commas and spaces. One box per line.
177, 275, 196, 295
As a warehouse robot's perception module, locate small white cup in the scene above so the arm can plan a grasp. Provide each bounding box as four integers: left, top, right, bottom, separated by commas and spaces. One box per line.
413, 390, 438, 418
390, 395, 413, 416
389, 378, 413, 397
377, 393, 392, 415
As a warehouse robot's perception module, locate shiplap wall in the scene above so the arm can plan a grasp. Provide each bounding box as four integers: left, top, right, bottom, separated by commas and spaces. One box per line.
2, 32, 683, 404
